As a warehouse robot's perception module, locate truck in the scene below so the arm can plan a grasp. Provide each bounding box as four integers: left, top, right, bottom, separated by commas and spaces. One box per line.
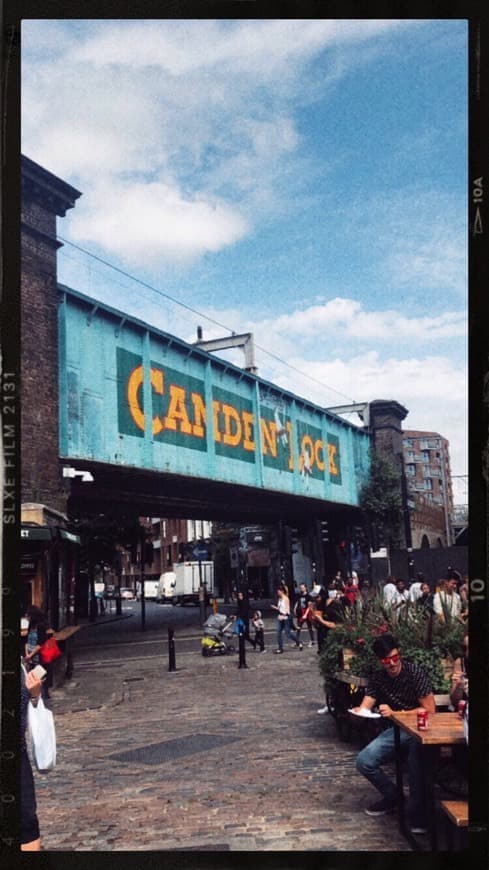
156, 571, 176, 603
136, 579, 160, 601
157, 561, 214, 606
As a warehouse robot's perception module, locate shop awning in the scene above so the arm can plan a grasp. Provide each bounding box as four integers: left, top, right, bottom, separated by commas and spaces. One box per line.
21, 526, 53, 541
20, 526, 80, 544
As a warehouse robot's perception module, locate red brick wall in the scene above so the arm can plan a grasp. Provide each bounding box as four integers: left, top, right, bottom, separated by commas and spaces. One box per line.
21, 194, 66, 511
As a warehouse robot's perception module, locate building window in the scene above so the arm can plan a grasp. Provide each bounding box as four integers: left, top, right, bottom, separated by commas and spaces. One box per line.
404, 438, 413, 448
424, 478, 433, 490
406, 450, 415, 461
406, 464, 416, 477
421, 451, 430, 462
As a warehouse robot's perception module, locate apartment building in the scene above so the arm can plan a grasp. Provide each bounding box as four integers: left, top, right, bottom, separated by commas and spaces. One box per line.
402, 430, 454, 547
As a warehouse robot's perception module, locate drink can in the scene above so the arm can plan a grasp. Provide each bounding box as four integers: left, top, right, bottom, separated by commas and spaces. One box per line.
457, 700, 467, 718
417, 709, 429, 730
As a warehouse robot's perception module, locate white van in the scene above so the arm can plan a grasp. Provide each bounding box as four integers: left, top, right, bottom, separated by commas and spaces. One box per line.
156, 571, 177, 603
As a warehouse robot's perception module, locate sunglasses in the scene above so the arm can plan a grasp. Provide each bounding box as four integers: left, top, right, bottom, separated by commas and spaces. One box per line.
381, 653, 400, 665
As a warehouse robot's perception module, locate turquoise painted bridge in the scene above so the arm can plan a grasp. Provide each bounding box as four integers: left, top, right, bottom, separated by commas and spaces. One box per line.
58, 285, 370, 521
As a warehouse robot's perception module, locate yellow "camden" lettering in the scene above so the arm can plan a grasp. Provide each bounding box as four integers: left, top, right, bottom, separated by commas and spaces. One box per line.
221, 403, 242, 447
164, 384, 193, 434
127, 365, 164, 435
190, 392, 206, 438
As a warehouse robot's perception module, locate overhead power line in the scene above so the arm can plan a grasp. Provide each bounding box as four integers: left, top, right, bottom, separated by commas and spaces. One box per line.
57, 236, 357, 404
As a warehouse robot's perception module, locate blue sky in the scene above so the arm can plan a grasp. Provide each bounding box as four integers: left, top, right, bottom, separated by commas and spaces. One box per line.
21, 19, 468, 500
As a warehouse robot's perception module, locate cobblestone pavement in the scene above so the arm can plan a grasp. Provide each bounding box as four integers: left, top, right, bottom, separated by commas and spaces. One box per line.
35, 623, 412, 852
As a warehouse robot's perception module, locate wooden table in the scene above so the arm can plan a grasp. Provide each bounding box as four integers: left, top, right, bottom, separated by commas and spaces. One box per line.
390, 710, 465, 851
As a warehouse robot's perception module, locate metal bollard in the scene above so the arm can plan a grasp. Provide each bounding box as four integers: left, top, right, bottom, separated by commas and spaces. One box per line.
168, 627, 176, 672
199, 584, 206, 626
238, 630, 248, 669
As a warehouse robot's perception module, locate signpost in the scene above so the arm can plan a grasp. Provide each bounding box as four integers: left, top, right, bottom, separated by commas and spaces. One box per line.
193, 543, 208, 623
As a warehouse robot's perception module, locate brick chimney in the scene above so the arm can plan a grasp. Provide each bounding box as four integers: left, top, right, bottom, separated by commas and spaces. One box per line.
21, 155, 81, 512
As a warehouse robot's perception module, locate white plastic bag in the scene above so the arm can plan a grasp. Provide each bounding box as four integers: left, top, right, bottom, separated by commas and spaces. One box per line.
28, 698, 57, 771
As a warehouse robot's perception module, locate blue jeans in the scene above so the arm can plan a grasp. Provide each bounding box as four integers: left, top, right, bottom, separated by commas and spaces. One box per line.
276, 617, 298, 650
356, 725, 426, 822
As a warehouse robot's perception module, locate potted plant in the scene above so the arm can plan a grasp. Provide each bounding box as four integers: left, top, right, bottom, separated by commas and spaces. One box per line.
319, 590, 464, 696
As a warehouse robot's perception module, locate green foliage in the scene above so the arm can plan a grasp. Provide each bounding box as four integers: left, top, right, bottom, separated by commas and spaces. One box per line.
318, 590, 464, 694
359, 450, 403, 547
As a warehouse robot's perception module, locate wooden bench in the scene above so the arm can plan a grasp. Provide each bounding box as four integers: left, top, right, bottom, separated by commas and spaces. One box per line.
440, 800, 468, 827
440, 799, 468, 849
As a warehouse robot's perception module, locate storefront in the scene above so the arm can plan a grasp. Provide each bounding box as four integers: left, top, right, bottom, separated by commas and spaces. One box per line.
20, 516, 81, 630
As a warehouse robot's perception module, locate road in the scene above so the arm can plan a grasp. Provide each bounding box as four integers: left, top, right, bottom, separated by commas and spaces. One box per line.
29, 607, 420, 852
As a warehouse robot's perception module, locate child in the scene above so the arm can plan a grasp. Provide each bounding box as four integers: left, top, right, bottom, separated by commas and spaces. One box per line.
252, 610, 266, 652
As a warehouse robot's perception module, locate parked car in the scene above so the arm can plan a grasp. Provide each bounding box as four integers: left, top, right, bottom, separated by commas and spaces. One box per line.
120, 587, 135, 600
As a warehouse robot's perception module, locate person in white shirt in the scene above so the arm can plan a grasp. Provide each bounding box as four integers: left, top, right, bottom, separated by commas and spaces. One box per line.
392, 579, 409, 608
433, 578, 462, 621
382, 577, 397, 605
408, 573, 424, 603
408, 582, 422, 602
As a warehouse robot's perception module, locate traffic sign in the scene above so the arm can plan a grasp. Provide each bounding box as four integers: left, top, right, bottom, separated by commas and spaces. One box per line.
192, 544, 208, 560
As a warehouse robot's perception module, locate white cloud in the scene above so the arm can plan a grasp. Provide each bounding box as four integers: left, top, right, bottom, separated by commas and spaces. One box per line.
68, 181, 249, 263
70, 19, 413, 77
265, 352, 467, 479
249, 298, 467, 344
22, 19, 429, 265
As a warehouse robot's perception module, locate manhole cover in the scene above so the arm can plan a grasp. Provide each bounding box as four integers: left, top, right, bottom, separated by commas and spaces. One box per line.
109, 733, 240, 765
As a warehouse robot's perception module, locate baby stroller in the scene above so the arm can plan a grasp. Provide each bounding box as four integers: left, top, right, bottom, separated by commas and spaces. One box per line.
201, 613, 236, 656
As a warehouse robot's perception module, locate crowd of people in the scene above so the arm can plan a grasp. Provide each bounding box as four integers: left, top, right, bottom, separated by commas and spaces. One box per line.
381, 571, 468, 620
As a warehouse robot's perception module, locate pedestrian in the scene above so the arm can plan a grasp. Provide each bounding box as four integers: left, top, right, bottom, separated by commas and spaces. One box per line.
251, 610, 266, 652
234, 590, 256, 649
342, 576, 361, 608
24, 605, 51, 700
271, 586, 302, 653
458, 575, 469, 614
21, 663, 43, 850
382, 577, 397, 606
353, 632, 435, 833
294, 582, 315, 646
311, 587, 339, 655
328, 572, 344, 599
408, 574, 423, 603
392, 578, 409, 608
313, 589, 341, 713
416, 582, 434, 613
433, 577, 463, 622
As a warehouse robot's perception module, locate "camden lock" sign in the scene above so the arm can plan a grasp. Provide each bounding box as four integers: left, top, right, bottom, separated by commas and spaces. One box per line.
117, 348, 342, 484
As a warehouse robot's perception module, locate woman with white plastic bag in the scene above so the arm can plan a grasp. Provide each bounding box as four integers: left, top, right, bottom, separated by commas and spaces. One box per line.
21, 663, 56, 850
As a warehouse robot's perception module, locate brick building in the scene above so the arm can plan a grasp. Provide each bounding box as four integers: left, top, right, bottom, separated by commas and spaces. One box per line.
20, 156, 82, 628
402, 429, 454, 547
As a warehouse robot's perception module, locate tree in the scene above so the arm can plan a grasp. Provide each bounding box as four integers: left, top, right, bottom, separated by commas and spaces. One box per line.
360, 450, 403, 549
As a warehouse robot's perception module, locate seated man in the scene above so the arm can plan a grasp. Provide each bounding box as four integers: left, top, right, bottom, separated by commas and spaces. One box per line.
352, 633, 435, 834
